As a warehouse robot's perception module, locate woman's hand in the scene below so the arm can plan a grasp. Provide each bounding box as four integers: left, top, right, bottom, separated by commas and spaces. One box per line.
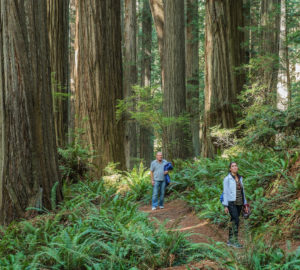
164, 170, 168, 175
244, 205, 249, 214
224, 207, 229, 214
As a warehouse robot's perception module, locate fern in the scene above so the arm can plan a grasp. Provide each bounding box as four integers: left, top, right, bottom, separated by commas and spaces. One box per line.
51, 181, 59, 210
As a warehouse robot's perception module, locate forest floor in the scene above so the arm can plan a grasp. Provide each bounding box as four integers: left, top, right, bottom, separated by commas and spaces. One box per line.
140, 199, 224, 270
140, 199, 226, 244
140, 198, 300, 270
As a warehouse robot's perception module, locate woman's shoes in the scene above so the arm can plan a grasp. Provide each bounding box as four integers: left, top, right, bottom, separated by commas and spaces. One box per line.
233, 242, 243, 248
227, 240, 235, 247
227, 240, 243, 248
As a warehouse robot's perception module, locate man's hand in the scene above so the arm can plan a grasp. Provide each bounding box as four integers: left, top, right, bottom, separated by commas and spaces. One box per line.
150, 171, 154, 186
164, 171, 168, 175
224, 207, 229, 214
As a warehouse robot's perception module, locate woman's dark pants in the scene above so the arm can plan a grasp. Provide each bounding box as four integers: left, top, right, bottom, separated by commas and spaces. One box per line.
228, 202, 243, 242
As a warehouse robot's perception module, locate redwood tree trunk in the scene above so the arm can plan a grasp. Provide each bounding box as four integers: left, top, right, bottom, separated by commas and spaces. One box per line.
47, 0, 69, 147
277, 0, 290, 110
186, 0, 200, 157
141, 0, 152, 88
74, 0, 126, 175
124, 0, 138, 169
260, 0, 281, 105
243, 0, 251, 65
163, 0, 190, 160
68, 0, 76, 144
202, 0, 245, 158
149, 0, 164, 88
140, 0, 154, 166
0, 0, 63, 225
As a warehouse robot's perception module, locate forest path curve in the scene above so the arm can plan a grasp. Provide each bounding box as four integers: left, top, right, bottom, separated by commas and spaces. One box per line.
139, 199, 225, 270
140, 197, 300, 269
140, 199, 226, 244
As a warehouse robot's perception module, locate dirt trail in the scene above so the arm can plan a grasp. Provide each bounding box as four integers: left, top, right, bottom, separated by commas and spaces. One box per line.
140, 199, 300, 269
140, 199, 226, 245
140, 200, 225, 270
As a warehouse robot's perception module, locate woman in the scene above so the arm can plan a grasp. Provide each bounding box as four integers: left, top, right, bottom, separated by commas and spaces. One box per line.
222, 162, 249, 248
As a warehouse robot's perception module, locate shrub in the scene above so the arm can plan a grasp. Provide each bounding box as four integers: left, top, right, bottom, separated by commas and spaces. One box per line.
58, 130, 93, 184
0, 181, 196, 269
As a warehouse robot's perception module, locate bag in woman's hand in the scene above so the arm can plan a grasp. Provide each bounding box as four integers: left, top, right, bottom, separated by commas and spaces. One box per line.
242, 204, 251, 219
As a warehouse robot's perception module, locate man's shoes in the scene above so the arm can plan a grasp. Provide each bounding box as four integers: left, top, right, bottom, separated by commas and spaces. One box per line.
152, 207, 157, 210
159, 206, 164, 209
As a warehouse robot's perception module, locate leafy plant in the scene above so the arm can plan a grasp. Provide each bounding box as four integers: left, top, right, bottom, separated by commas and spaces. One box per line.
58, 129, 93, 183
123, 163, 152, 202
117, 85, 191, 151
0, 181, 197, 269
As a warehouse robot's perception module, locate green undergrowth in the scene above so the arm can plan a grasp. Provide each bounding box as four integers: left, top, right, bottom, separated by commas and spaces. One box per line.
165, 148, 299, 269
192, 240, 300, 270
166, 148, 300, 268
0, 181, 197, 269
97, 147, 300, 269
168, 149, 299, 235
102, 162, 153, 203
0, 146, 299, 269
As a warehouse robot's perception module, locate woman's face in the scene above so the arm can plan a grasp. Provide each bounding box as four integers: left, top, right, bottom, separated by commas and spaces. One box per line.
230, 163, 238, 174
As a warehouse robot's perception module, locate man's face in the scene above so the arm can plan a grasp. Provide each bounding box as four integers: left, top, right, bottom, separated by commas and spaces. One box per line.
156, 152, 163, 161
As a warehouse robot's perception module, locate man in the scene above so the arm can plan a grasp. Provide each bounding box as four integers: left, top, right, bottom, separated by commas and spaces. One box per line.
150, 152, 168, 210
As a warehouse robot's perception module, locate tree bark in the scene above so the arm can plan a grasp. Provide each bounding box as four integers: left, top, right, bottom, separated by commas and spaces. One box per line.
249, 0, 261, 61
140, 0, 154, 166
149, 0, 164, 88
0, 0, 63, 224
68, 0, 76, 144
243, 0, 251, 65
47, 0, 69, 148
163, 0, 190, 160
74, 0, 126, 176
260, 0, 281, 105
186, 0, 200, 157
124, 0, 138, 169
277, 0, 290, 110
202, 0, 245, 158
141, 0, 152, 88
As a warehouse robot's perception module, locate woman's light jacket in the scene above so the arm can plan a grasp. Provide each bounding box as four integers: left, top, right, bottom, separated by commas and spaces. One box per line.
222, 173, 247, 207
